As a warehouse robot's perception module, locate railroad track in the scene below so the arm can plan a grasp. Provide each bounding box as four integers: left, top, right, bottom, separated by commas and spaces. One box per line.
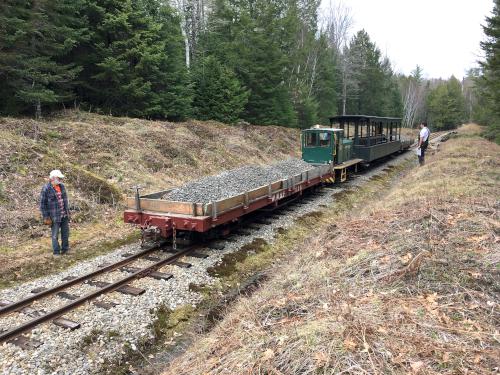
409, 130, 450, 147
0, 190, 326, 350
1, 133, 451, 351
0, 243, 210, 348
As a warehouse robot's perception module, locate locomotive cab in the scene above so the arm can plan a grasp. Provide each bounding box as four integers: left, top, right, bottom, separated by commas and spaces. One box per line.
301, 128, 353, 165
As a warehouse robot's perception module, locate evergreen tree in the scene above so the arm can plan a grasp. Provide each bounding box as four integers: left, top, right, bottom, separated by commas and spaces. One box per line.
427, 77, 465, 130
192, 56, 249, 123
201, 0, 297, 126
295, 95, 319, 129
314, 34, 337, 124
147, 2, 193, 120
0, 0, 86, 117
74, 0, 191, 119
467, 68, 496, 132
380, 57, 403, 117
345, 30, 384, 116
479, 0, 500, 142
342, 30, 402, 117
284, 0, 325, 128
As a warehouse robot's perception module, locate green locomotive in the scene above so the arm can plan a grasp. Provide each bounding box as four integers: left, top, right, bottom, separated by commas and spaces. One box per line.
301, 115, 411, 166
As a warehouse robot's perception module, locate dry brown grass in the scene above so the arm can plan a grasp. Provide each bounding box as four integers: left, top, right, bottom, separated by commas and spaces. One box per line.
162, 131, 499, 374
458, 123, 485, 136
0, 111, 300, 286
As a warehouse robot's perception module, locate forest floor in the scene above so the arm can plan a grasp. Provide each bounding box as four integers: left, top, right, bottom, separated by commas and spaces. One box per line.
159, 124, 500, 375
0, 111, 300, 289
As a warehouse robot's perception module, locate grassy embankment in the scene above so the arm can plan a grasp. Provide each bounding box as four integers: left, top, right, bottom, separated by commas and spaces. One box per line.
162, 124, 499, 374
0, 111, 300, 288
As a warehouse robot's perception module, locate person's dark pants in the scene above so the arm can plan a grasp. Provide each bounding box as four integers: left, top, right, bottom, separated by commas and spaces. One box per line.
418, 143, 428, 166
51, 216, 69, 254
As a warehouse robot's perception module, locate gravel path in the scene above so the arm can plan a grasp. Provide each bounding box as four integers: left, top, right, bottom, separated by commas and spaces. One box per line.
0, 152, 414, 375
163, 159, 313, 203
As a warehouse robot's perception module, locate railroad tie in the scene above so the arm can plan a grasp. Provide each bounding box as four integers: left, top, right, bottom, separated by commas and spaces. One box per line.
188, 252, 209, 259
119, 266, 173, 281
172, 261, 192, 268
116, 285, 145, 296
2, 300, 45, 318
149, 271, 173, 281
119, 266, 142, 274
162, 248, 180, 254
53, 317, 80, 330
86, 269, 147, 295
19, 306, 45, 318
208, 242, 225, 250
144, 255, 161, 262
85, 280, 112, 288
6, 335, 42, 350
31, 287, 48, 294
93, 301, 119, 310
61, 275, 78, 281
56, 292, 80, 301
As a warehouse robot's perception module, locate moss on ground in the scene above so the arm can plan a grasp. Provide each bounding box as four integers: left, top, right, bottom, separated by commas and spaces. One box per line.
99, 150, 415, 374
161, 127, 500, 375
0, 225, 139, 289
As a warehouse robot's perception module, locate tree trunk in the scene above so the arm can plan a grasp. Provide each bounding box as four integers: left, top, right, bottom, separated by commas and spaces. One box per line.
342, 69, 347, 115
35, 98, 41, 119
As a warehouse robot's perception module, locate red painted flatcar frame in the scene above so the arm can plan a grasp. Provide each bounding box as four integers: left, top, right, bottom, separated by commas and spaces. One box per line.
123, 173, 333, 238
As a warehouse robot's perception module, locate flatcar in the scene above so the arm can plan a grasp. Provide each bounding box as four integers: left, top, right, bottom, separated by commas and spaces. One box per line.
124, 115, 410, 245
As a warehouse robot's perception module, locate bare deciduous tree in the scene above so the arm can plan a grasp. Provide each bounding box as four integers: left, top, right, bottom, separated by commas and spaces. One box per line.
322, 0, 353, 53
170, 0, 211, 67
321, 0, 353, 114
401, 65, 426, 127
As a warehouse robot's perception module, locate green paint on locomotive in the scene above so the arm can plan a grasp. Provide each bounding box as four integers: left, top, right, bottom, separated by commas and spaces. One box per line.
301, 128, 353, 165
301, 116, 411, 165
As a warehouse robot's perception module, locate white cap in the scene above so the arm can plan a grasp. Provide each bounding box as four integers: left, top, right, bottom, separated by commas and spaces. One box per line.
49, 169, 65, 179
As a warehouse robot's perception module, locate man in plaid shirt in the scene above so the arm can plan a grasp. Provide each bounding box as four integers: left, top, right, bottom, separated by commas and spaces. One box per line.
40, 170, 70, 255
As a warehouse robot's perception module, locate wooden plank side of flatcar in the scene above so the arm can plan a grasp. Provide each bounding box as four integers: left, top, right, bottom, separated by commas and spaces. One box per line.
126, 165, 328, 218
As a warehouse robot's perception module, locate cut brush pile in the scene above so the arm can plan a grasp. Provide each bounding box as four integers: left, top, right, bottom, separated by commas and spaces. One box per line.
163, 125, 499, 374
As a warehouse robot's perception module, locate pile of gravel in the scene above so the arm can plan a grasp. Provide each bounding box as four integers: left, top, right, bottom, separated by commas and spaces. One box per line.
163, 158, 314, 203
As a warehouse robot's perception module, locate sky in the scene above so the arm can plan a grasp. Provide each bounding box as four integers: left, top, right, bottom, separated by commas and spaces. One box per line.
319, 0, 495, 79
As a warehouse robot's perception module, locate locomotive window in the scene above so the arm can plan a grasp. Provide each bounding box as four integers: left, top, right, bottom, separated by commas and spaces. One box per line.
318, 132, 331, 147
305, 132, 318, 147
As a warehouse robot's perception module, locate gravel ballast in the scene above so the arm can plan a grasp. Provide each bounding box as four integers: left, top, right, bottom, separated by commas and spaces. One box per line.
0, 152, 416, 375
0, 189, 339, 375
163, 158, 314, 203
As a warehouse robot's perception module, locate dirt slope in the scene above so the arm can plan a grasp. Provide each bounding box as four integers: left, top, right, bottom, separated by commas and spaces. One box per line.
0, 111, 300, 287
162, 124, 500, 374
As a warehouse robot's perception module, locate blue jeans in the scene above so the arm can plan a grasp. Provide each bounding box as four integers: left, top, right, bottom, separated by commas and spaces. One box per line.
51, 216, 69, 254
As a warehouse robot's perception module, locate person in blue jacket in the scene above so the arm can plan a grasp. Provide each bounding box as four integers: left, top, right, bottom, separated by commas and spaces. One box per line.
40, 170, 70, 255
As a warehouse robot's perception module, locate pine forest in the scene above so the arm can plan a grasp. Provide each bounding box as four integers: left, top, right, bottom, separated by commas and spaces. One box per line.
0, 0, 498, 139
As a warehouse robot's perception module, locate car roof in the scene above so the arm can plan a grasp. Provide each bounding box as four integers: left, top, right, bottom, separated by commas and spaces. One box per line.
329, 115, 402, 122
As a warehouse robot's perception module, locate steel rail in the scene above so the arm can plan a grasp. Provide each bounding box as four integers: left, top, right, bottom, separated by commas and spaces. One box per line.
1, 132, 451, 344
0, 245, 195, 344
410, 130, 447, 147
0, 245, 161, 317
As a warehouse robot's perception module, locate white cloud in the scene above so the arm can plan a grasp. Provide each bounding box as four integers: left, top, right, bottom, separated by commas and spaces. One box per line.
320, 0, 494, 79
